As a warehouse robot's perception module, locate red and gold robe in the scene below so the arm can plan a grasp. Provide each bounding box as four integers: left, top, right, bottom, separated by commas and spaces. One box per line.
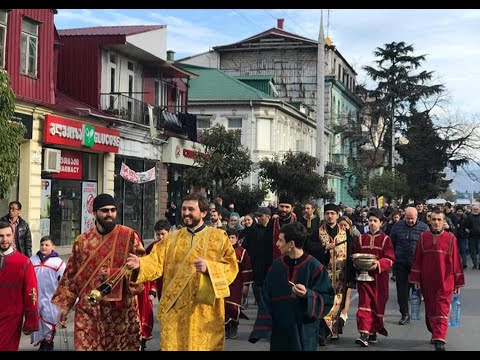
354, 231, 395, 336
51, 225, 145, 351
133, 225, 238, 351
225, 243, 253, 324
410, 230, 465, 342
318, 224, 349, 337
0, 250, 39, 351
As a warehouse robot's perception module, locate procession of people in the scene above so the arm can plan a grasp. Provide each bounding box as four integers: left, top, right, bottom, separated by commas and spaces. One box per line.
2, 194, 468, 351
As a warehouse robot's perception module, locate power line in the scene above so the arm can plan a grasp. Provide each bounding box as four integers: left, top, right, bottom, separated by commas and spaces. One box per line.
279, 9, 314, 39
231, 9, 264, 31
263, 9, 277, 22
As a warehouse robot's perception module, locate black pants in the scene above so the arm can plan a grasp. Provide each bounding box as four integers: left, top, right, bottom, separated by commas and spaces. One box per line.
253, 281, 263, 305
394, 262, 412, 316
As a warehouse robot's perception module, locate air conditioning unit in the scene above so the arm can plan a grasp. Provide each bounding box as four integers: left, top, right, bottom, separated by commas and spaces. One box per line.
43, 148, 61, 173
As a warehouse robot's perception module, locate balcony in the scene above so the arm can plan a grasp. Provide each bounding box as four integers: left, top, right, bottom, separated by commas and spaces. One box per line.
332, 153, 346, 165
100, 93, 195, 140
325, 161, 345, 176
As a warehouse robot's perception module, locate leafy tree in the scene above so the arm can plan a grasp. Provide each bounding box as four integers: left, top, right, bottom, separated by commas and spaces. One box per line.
396, 110, 468, 204
438, 188, 456, 203
370, 170, 408, 203
183, 124, 253, 197
363, 41, 445, 171
0, 70, 25, 199
258, 151, 328, 204
218, 183, 268, 216
345, 167, 370, 204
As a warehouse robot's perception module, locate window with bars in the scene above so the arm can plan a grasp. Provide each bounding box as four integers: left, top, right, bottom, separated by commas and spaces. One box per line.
0, 10, 7, 69
20, 17, 39, 77
196, 117, 211, 142
227, 117, 242, 142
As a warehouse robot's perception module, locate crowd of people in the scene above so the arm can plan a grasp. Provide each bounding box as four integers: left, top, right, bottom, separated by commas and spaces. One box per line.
0, 195, 469, 351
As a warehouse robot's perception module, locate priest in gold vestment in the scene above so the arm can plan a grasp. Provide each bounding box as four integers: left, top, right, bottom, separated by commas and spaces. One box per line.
127, 193, 238, 351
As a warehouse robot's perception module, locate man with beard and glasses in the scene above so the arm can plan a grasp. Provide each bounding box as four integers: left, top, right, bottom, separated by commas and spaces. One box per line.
126, 193, 238, 351
51, 194, 145, 351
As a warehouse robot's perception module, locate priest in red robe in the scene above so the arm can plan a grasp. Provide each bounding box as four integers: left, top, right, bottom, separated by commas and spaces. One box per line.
0, 221, 39, 351
353, 208, 395, 347
410, 210, 465, 351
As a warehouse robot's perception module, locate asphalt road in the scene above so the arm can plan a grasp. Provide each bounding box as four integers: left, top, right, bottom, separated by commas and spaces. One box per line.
19, 257, 480, 351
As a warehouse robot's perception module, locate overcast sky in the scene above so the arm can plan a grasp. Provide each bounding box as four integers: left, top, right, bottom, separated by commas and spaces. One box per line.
55, 9, 480, 191
55, 9, 480, 117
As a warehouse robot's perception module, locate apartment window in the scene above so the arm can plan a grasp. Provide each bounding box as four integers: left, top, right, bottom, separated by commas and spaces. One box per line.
161, 81, 168, 107
0, 10, 7, 69
154, 81, 160, 106
128, 74, 133, 97
197, 117, 210, 129
256, 118, 271, 150
176, 89, 184, 112
20, 17, 39, 77
196, 117, 211, 142
228, 117, 242, 142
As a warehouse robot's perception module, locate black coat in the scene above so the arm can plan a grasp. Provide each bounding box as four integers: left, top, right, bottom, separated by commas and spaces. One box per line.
1, 214, 32, 257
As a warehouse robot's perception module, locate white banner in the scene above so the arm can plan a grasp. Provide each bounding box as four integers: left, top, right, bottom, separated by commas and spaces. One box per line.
120, 162, 156, 184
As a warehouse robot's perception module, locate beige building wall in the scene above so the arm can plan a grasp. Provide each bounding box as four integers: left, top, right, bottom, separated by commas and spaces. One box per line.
16, 103, 52, 254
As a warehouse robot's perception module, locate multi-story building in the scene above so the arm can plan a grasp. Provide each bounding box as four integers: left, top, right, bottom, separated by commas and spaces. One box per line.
1, 9, 199, 252
178, 63, 316, 204
56, 25, 199, 240
179, 19, 363, 206
0, 9, 118, 249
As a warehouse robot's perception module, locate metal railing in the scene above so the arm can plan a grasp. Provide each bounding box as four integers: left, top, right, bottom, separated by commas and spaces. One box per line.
325, 161, 345, 175
99, 93, 189, 136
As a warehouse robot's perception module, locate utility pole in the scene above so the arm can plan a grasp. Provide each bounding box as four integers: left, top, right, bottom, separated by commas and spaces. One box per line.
315, 10, 325, 177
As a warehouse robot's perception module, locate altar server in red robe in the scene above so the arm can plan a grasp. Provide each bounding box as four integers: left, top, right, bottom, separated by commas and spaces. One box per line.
354, 208, 395, 347
410, 210, 465, 351
0, 221, 39, 351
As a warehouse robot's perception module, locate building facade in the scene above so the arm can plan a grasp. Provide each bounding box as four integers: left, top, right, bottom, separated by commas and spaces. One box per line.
179, 19, 363, 206
178, 64, 316, 204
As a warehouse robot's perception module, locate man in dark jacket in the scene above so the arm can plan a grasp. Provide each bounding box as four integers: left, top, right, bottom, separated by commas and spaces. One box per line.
242, 206, 273, 305
1, 201, 32, 257
389, 206, 429, 325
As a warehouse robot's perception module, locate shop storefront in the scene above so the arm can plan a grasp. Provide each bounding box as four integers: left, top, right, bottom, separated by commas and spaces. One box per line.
41, 114, 119, 246
162, 137, 206, 206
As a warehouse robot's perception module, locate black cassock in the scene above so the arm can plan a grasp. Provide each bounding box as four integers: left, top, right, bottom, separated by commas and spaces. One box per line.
249, 254, 334, 351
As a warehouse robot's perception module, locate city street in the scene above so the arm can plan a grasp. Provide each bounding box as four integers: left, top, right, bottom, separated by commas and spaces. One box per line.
19, 258, 480, 351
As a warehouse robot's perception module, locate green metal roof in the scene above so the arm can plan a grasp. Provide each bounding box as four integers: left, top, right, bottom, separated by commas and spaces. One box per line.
178, 64, 273, 101
233, 75, 274, 96
233, 74, 274, 81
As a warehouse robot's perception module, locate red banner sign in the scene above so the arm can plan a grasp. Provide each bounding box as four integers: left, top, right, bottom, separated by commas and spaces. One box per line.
43, 114, 120, 153
52, 150, 83, 179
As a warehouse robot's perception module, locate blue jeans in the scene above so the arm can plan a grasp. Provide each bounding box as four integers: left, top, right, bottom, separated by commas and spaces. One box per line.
468, 237, 480, 267
457, 237, 468, 267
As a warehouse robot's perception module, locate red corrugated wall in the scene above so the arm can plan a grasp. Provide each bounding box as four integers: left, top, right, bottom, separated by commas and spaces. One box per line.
143, 77, 155, 105
5, 9, 56, 105
57, 35, 124, 108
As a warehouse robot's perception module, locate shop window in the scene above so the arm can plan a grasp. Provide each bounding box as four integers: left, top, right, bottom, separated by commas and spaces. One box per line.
114, 157, 156, 240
